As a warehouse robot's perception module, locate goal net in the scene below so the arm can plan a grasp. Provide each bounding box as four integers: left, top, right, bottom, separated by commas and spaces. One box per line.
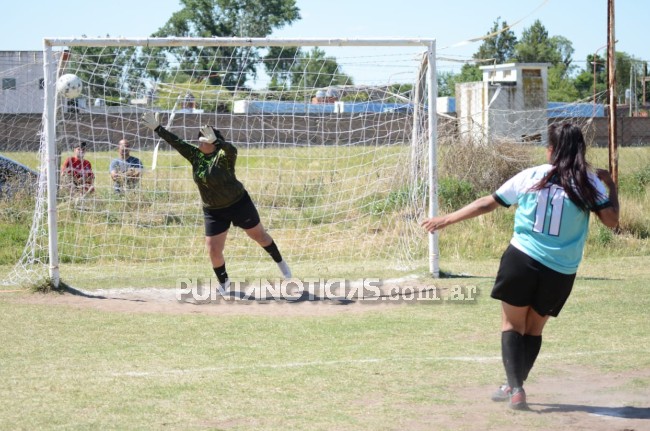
2, 38, 438, 290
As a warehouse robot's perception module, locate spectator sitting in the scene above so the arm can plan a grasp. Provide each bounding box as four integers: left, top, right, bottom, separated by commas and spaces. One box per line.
109, 139, 143, 193
60, 142, 95, 197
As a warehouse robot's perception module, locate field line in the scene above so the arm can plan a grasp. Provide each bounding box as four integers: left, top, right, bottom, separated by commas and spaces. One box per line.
112, 350, 633, 378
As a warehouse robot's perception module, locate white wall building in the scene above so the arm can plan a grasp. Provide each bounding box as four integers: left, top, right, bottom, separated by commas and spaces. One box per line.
456, 63, 549, 145
0, 51, 44, 114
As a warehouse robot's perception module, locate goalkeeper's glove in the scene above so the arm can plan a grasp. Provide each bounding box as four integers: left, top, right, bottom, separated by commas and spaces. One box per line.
141, 112, 160, 131
199, 125, 217, 144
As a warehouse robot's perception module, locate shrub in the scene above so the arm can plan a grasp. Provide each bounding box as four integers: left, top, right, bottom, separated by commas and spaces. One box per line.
438, 177, 477, 211
618, 165, 650, 196
439, 137, 538, 194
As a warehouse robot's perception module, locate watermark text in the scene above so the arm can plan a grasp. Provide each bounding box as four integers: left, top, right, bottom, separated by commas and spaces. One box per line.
175, 277, 478, 304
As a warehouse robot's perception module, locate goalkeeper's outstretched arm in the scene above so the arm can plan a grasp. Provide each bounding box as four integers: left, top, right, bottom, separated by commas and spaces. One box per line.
141, 112, 198, 161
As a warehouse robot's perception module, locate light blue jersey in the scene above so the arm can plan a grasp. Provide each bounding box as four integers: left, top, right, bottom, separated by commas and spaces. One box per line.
494, 164, 610, 274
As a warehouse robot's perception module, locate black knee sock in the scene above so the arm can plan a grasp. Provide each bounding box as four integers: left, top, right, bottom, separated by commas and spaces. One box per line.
263, 240, 283, 263
213, 264, 228, 284
523, 334, 542, 382
501, 330, 525, 388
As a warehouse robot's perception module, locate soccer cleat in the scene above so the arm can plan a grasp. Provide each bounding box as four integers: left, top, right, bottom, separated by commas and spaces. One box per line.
218, 278, 231, 294
491, 384, 511, 402
277, 260, 292, 279
508, 387, 528, 410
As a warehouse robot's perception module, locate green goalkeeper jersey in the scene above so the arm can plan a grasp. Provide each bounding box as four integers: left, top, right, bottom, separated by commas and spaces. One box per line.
156, 127, 245, 209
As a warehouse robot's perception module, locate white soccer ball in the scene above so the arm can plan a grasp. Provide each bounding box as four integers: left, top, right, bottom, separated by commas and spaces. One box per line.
57, 74, 83, 98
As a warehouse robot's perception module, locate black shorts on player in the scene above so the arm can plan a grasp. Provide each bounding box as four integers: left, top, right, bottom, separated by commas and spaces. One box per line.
203, 192, 261, 237
490, 244, 576, 317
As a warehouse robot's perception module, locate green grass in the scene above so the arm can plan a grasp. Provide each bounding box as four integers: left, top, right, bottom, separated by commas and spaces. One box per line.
0, 256, 648, 430
0, 146, 648, 429
2, 145, 425, 288
1, 146, 649, 289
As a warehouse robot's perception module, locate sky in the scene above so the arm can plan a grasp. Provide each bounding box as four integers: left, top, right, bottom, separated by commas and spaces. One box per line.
1, 0, 647, 80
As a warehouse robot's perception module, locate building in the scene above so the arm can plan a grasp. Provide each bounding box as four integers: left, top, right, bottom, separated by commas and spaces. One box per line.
0, 51, 44, 114
456, 63, 549, 145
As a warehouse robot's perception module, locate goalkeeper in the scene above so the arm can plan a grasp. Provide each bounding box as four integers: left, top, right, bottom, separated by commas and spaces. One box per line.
141, 112, 291, 289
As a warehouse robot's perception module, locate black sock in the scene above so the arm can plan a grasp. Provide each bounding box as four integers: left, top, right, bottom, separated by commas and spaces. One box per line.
213, 265, 228, 284
501, 330, 525, 388
523, 334, 542, 382
263, 240, 283, 263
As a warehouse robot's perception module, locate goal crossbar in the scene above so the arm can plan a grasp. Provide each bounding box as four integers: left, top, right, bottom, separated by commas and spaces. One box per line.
44, 37, 436, 49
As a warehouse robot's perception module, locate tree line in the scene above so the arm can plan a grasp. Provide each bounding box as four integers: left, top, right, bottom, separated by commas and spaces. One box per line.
438, 17, 646, 105
66, 1, 647, 109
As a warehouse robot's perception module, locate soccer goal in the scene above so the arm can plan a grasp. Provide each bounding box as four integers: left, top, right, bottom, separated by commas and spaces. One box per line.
3, 37, 439, 290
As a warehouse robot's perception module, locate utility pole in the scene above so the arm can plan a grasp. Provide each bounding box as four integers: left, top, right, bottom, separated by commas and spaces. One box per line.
641, 62, 648, 109
592, 45, 608, 117
629, 64, 634, 117
607, 0, 618, 185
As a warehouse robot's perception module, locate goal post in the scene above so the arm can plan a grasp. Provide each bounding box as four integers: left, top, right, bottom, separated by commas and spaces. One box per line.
8, 37, 439, 290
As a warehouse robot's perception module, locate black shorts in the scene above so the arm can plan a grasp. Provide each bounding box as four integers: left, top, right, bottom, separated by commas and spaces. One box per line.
490, 244, 576, 317
203, 192, 261, 237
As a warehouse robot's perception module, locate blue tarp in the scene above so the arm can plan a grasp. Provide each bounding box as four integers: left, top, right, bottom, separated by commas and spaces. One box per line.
241, 101, 336, 114
237, 99, 604, 117
547, 102, 605, 117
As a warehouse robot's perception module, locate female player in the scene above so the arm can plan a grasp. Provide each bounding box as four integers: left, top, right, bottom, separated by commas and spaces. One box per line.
421, 122, 619, 410
141, 112, 291, 289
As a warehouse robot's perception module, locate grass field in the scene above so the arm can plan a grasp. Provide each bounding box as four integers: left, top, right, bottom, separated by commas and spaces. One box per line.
0, 256, 648, 430
2, 145, 649, 289
0, 145, 649, 429
2, 145, 429, 289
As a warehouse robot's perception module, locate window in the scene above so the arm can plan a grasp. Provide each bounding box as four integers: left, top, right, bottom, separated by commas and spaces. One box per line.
2, 78, 16, 90
522, 69, 541, 77
39, 78, 45, 90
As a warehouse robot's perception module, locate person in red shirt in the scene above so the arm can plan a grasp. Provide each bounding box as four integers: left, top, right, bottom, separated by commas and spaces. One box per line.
60, 142, 95, 196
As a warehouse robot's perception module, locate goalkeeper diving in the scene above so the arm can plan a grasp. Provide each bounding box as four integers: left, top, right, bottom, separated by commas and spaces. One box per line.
141, 112, 291, 289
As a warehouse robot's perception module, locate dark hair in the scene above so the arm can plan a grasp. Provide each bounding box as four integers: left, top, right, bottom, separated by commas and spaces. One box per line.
197, 126, 226, 145
533, 122, 599, 212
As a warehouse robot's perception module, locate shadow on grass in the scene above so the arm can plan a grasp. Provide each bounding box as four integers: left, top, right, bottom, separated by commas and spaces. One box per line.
532, 403, 650, 419
575, 276, 623, 281
439, 270, 491, 279
201, 289, 356, 305
439, 272, 622, 282
61, 284, 146, 303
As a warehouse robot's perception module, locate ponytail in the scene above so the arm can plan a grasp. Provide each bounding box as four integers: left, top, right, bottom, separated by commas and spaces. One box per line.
533, 123, 599, 212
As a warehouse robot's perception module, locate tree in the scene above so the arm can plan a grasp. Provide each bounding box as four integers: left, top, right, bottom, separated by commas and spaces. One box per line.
437, 65, 483, 97
514, 20, 562, 64
385, 83, 413, 103
290, 47, 353, 90
573, 53, 606, 101
567, 51, 643, 105
474, 17, 518, 65
152, 0, 300, 89
547, 65, 579, 102
67, 37, 138, 103
513, 20, 580, 102
437, 71, 457, 97
457, 64, 483, 85
613, 52, 638, 104
436, 17, 516, 98
264, 46, 301, 93
551, 36, 575, 72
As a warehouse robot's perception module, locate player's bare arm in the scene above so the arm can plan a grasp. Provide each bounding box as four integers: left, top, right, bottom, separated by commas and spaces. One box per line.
421, 195, 500, 233
594, 168, 620, 228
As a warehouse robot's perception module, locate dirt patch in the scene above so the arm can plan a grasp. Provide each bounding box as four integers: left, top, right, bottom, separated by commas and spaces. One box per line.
13, 279, 450, 317
439, 366, 650, 431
